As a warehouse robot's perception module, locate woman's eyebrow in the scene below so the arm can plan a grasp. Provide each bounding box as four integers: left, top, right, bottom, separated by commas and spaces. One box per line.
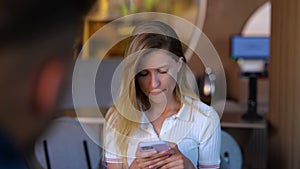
140, 65, 168, 70
138, 64, 170, 72
156, 65, 169, 69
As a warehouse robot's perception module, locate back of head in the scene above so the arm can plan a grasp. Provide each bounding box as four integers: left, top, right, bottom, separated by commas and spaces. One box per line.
0, 0, 96, 106
0, 0, 96, 151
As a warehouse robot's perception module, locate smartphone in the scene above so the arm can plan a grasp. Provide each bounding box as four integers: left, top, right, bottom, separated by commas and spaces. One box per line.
139, 140, 170, 152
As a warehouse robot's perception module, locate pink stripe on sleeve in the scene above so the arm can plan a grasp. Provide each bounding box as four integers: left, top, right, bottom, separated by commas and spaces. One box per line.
198, 164, 220, 168
105, 158, 123, 163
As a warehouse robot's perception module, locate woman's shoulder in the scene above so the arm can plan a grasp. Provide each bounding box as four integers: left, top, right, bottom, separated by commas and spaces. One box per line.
185, 98, 221, 142
184, 97, 220, 123
185, 97, 217, 115
193, 100, 214, 113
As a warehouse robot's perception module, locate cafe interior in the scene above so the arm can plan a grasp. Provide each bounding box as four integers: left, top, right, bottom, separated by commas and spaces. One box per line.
28, 0, 300, 169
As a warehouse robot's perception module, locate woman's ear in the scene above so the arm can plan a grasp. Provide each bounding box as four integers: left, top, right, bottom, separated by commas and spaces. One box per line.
34, 59, 67, 117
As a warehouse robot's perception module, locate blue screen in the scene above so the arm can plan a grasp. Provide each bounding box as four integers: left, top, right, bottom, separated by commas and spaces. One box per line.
231, 36, 270, 59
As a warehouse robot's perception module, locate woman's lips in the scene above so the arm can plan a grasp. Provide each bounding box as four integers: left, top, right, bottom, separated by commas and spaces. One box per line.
149, 89, 165, 96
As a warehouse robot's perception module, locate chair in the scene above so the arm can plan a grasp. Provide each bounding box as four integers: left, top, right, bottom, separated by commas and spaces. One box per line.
33, 117, 102, 169
220, 130, 243, 169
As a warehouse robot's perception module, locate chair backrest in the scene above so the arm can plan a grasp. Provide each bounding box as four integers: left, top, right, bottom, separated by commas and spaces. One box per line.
220, 130, 243, 169
34, 117, 102, 169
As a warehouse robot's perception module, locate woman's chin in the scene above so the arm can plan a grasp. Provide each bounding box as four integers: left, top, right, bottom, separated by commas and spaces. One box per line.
149, 93, 167, 104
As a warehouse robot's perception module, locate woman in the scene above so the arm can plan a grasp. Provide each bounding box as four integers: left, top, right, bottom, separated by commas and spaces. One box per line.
104, 21, 221, 169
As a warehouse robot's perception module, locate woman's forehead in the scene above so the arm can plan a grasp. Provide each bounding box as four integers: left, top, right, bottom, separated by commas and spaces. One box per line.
136, 50, 177, 70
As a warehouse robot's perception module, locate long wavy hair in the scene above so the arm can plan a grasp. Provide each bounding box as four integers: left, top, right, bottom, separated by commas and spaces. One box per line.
105, 21, 201, 167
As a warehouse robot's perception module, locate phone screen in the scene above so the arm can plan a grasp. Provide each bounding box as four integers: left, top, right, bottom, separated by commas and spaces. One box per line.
139, 141, 170, 152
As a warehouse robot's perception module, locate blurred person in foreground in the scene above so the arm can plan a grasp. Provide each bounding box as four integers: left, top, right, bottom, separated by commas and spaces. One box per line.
0, 0, 95, 168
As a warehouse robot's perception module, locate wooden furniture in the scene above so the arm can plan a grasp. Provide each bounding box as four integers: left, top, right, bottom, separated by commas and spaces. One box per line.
221, 112, 268, 169
221, 112, 267, 129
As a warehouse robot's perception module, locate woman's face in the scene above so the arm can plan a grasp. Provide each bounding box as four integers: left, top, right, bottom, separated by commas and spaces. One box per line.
135, 50, 182, 104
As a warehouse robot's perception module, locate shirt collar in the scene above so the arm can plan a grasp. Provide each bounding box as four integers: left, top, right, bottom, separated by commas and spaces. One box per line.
140, 112, 150, 130
140, 112, 150, 123
173, 103, 193, 122
140, 99, 194, 129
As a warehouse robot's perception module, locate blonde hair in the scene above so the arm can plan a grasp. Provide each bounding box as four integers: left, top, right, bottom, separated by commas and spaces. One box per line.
105, 21, 201, 167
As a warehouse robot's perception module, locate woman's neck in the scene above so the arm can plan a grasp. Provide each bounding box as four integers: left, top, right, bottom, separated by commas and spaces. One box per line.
145, 97, 181, 121
145, 98, 182, 135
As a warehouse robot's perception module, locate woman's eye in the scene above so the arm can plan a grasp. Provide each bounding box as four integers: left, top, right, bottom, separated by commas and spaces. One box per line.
138, 71, 148, 76
158, 69, 168, 74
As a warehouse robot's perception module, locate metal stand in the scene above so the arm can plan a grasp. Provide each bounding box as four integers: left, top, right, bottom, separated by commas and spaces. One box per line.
242, 75, 263, 122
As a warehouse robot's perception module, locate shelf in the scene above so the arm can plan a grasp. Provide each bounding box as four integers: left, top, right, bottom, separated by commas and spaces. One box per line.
221, 112, 267, 129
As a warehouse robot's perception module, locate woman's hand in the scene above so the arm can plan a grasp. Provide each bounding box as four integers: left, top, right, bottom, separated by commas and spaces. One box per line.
129, 143, 171, 169
153, 142, 195, 169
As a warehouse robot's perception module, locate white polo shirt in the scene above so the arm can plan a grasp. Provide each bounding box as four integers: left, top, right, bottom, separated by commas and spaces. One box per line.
104, 98, 221, 169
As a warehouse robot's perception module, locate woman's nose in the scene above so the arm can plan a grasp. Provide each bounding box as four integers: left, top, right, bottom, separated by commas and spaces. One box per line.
150, 72, 160, 88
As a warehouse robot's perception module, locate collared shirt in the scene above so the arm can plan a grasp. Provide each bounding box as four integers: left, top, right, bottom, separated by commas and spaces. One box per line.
105, 98, 221, 169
